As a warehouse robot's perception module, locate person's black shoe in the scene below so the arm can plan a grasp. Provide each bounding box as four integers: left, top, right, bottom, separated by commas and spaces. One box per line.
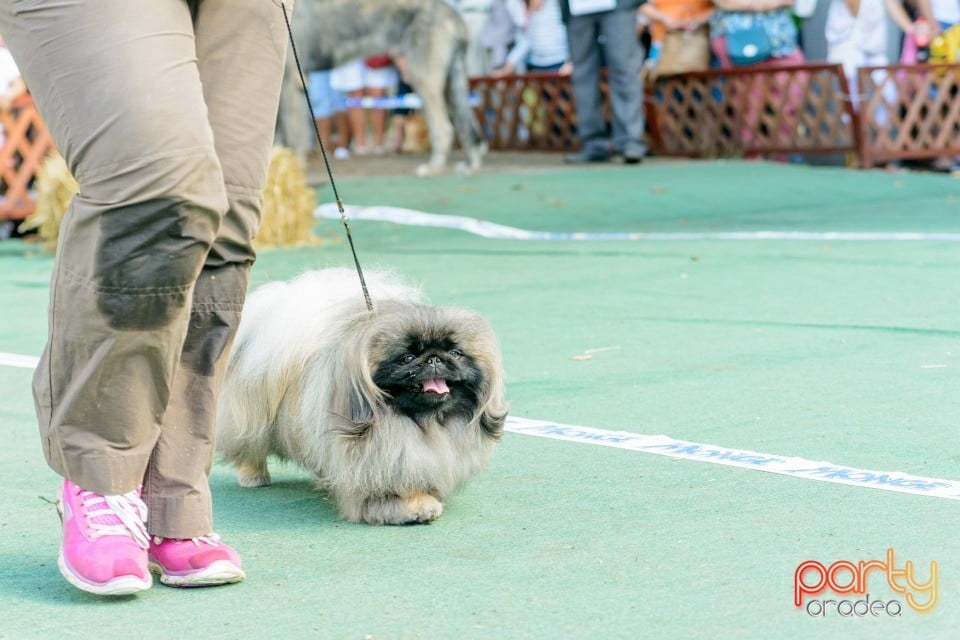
564, 149, 611, 164
620, 145, 646, 165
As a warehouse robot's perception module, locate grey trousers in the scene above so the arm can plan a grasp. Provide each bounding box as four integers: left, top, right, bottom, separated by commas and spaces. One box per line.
0, 0, 289, 537
566, 6, 646, 155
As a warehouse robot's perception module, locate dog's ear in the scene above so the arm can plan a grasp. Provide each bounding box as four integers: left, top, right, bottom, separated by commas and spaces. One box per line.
479, 405, 508, 440
467, 322, 509, 441
328, 380, 380, 439
477, 369, 509, 440
325, 335, 381, 436
347, 384, 376, 428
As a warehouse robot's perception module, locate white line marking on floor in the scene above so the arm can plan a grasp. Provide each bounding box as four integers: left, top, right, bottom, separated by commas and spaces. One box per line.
0, 352, 40, 369
505, 417, 960, 500
315, 204, 960, 242
3, 352, 954, 499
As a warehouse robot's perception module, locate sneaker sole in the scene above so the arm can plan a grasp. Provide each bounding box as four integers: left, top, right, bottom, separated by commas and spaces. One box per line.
58, 549, 152, 596
149, 560, 245, 587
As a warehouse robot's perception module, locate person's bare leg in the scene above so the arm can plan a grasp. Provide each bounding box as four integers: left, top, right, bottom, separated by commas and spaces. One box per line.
346, 90, 368, 153
367, 88, 387, 152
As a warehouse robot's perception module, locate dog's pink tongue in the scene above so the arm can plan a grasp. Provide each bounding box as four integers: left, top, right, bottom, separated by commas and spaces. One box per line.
422, 378, 450, 394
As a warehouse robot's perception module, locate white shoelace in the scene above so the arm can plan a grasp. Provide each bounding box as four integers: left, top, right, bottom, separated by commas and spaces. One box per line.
81, 490, 150, 550
152, 532, 222, 547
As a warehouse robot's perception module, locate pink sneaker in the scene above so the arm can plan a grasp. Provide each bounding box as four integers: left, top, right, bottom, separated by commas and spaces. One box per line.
148, 534, 245, 587
57, 479, 152, 596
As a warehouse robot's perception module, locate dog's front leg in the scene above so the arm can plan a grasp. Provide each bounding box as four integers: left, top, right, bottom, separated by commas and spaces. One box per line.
235, 459, 272, 488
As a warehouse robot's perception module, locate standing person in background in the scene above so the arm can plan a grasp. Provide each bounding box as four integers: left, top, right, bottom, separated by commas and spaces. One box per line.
710, 0, 805, 153
331, 57, 399, 155
826, 0, 913, 87
639, 0, 713, 73
482, 0, 527, 71
0, 0, 287, 595
307, 70, 351, 160
491, 0, 572, 75
825, 0, 913, 116
709, 0, 805, 68
558, 0, 647, 164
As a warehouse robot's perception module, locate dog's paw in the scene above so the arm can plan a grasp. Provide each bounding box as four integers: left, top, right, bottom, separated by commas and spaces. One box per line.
401, 493, 444, 524
415, 162, 445, 177
469, 144, 486, 171
454, 161, 472, 176
357, 492, 444, 525
236, 462, 271, 488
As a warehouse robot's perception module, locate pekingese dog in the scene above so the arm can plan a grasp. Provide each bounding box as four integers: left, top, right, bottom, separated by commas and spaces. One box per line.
215, 267, 508, 525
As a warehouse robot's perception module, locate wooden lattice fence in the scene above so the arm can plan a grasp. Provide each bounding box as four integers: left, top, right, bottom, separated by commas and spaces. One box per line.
471, 65, 860, 159
470, 72, 585, 151
857, 63, 960, 167
0, 95, 52, 221
645, 63, 859, 159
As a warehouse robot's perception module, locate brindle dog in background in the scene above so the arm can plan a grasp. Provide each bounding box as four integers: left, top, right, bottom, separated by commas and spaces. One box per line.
277, 0, 486, 176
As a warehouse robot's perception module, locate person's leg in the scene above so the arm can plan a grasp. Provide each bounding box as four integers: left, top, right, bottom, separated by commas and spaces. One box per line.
345, 91, 368, 152
599, 7, 646, 160
0, 0, 224, 498
334, 110, 352, 157
564, 14, 609, 159
364, 65, 398, 153
0, 0, 224, 595
367, 88, 388, 152
142, 0, 289, 542
308, 70, 337, 153
332, 60, 369, 153
315, 116, 333, 153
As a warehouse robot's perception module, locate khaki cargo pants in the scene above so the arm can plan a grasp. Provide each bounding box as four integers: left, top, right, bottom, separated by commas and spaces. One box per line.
0, 0, 290, 537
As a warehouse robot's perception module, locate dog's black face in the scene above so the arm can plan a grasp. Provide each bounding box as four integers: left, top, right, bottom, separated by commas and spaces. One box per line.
371, 329, 486, 423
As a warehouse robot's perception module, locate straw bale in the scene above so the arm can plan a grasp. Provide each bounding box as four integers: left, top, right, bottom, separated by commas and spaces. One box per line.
258, 145, 318, 247
17, 146, 319, 251
18, 152, 77, 252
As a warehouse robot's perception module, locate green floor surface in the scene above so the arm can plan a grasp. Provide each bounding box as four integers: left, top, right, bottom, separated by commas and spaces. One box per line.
2, 159, 959, 639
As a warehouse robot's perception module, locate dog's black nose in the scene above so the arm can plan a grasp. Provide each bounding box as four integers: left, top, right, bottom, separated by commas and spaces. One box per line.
425, 356, 445, 375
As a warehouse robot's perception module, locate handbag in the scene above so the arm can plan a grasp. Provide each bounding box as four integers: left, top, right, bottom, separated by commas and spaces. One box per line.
725, 23, 773, 66
651, 25, 711, 79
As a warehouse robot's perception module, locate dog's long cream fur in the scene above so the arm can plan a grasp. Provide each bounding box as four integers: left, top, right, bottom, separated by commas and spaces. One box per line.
216, 268, 508, 525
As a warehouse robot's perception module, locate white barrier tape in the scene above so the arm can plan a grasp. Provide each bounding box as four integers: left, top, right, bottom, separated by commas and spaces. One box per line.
316, 204, 555, 239
0, 352, 39, 369
2, 351, 954, 500
504, 416, 960, 500
344, 93, 481, 109
315, 205, 960, 242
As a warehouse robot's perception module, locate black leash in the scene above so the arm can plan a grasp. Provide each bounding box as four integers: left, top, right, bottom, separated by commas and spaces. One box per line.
277, 0, 374, 312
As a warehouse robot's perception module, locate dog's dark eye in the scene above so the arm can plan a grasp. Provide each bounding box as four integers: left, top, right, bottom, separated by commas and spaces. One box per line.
449, 349, 462, 359
402, 354, 416, 364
